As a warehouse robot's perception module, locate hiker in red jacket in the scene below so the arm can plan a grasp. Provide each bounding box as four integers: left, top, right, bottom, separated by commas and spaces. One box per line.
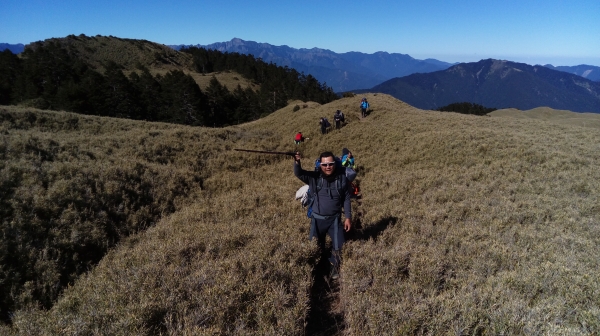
294, 132, 304, 145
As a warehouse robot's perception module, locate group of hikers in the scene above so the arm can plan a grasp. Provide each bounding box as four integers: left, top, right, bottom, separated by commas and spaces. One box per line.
319, 109, 345, 134
293, 147, 359, 280
295, 98, 371, 143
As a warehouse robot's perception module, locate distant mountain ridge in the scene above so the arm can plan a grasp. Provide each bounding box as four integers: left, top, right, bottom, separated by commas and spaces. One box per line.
368, 59, 600, 113
170, 38, 454, 92
0, 43, 24, 54
543, 64, 600, 82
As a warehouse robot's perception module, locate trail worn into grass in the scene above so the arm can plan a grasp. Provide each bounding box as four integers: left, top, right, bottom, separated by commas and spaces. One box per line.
305, 196, 366, 335
305, 251, 345, 335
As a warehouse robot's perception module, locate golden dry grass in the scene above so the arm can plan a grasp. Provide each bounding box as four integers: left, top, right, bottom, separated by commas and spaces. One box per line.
2, 94, 600, 335
490, 106, 600, 129
142, 69, 259, 92
187, 71, 260, 92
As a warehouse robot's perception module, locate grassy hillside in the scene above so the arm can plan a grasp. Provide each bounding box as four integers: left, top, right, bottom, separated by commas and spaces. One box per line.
25, 35, 257, 95
490, 106, 600, 129
2, 94, 600, 334
28, 34, 194, 74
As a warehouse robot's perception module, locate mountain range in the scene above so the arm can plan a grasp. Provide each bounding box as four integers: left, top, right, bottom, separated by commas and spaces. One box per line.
169, 38, 600, 92
2, 37, 600, 113
4, 38, 600, 91
170, 38, 454, 92
543, 64, 600, 82
366, 59, 600, 112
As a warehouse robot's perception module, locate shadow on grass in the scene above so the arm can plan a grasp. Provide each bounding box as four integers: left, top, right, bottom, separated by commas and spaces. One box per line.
347, 216, 399, 242
305, 248, 345, 336
304, 217, 398, 335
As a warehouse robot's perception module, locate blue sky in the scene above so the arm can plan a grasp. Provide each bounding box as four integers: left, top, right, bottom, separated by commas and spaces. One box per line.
1, 0, 599, 66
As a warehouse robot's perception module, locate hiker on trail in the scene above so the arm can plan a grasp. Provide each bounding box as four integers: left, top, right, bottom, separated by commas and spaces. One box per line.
341, 148, 355, 169
341, 148, 361, 198
334, 110, 345, 129
360, 98, 370, 118
293, 151, 352, 280
319, 117, 330, 134
294, 132, 304, 145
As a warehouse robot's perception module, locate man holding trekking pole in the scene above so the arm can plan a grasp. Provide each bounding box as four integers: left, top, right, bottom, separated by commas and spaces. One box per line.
293, 151, 351, 280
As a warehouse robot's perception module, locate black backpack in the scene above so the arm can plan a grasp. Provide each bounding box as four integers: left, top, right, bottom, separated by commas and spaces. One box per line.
305, 174, 343, 218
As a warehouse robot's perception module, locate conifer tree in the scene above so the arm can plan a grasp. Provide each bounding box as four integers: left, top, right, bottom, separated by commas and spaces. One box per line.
0, 50, 21, 105
159, 70, 206, 125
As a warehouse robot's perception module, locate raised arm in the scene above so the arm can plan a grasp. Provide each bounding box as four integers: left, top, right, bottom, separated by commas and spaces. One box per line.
293, 152, 317, 184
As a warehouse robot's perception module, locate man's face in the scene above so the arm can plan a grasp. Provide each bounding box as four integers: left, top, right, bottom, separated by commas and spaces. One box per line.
320, 156, 335, 176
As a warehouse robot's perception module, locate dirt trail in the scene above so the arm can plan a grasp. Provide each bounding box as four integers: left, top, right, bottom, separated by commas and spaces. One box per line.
305, 252, 345, 335
305, 196, 364, 335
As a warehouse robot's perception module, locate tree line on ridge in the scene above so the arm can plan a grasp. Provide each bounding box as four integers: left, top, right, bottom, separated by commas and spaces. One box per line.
0, 41, 338, 126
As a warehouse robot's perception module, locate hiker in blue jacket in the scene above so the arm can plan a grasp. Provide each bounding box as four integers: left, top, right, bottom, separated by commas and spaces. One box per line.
360, 97, 369, 118
293, 151, 351, 279
341, 148, 355, 169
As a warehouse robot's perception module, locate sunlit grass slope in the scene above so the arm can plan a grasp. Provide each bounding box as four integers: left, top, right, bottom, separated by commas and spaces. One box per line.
33, 35, 256, 94
4, 93, 600, 335
490, 106, 600, 129
32, 35, 194, 74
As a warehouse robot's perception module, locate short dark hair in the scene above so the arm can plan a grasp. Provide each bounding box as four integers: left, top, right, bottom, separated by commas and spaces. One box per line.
319, 151, 335, 161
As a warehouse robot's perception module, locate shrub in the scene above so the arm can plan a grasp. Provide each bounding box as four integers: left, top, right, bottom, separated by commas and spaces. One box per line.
437, 102, 497, 115
0, 107, 220, 321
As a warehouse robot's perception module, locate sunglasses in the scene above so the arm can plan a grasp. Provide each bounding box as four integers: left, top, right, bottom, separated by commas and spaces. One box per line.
321, 162, 335, 167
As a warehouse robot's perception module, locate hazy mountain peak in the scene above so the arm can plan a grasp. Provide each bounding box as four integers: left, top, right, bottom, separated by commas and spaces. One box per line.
188, 39, 453, 91
543, 63, 600, 81
371, 59, 600, 112
0, 43, 25, 54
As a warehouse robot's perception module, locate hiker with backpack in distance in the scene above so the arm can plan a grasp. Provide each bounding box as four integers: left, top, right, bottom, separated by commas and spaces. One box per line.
341, 148, 361, 198
334, 110, 344, 129
293, 151, 351, 280
319, 117, 331, 134
360, 97, 369, 118
341, 148, 355, 170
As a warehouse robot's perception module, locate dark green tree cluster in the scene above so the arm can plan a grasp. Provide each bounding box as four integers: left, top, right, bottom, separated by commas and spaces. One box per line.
1, 42, 206, 125
183, 47, 338, 121
436, 102, 497, 116
0, 42, 338, 127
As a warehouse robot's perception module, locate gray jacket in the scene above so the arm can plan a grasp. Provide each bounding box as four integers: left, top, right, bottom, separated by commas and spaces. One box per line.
294, 162, 351, 219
